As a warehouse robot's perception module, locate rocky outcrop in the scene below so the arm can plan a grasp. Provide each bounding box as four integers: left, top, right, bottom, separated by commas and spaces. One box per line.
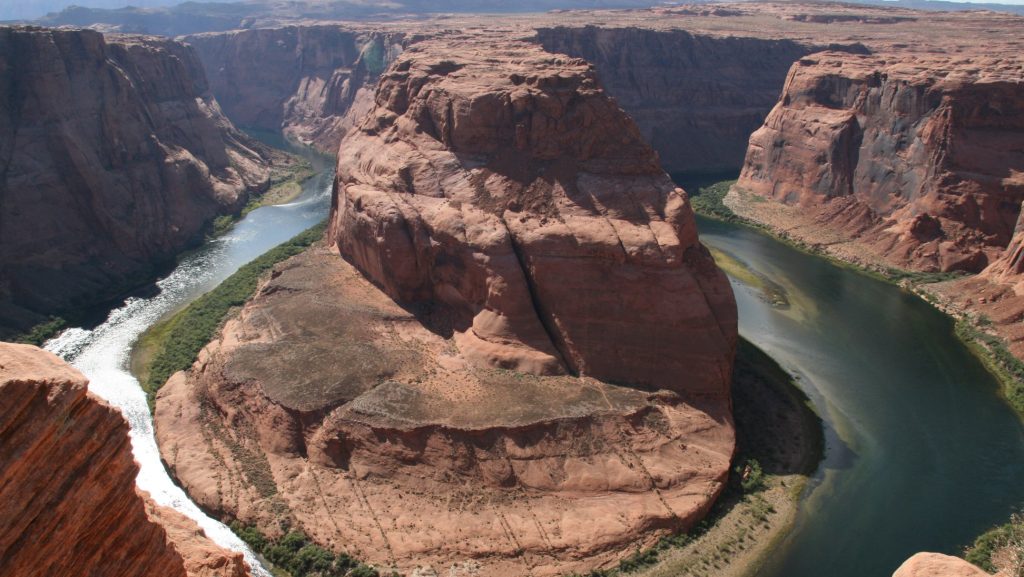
893, 553, 991, 577
0, 27, 284, 337
0, 342, 250, 577
534, 26, 819, 173
734, 51, 1024, 273
157, 36, 737, 576
182, 26, 407, 151
331, 37, 737, 391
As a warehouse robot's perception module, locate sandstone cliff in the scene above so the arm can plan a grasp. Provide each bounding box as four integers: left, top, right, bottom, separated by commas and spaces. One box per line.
733, 51, 1024, 273
157, 36, 737, 576
0, 27, 282, 337
183, 26, 407, 152
0, 342, 251, 577
534, 26, 819, 173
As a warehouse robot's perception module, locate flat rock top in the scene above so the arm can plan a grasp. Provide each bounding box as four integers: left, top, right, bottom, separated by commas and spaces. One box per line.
792, 51, 1024, 87
221, 247, 665, 428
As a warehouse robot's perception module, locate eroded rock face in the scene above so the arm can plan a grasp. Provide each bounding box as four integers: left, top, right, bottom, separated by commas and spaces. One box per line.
534, 26, 819, 173
330, 37, 737, 393
157, 37, 737, 576
0, 342, 250, 577
0, 27, 280, 335
183, 26, 407, 152
736, 51, 1024, 273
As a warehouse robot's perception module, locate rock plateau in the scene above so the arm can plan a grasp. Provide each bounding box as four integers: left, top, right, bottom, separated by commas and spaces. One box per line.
0, 342, 251, 577
156, 36, 737, 576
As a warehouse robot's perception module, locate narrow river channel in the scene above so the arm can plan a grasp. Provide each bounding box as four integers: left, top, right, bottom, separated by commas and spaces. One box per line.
697, 215, 1024, 577
44, 141, 335, 576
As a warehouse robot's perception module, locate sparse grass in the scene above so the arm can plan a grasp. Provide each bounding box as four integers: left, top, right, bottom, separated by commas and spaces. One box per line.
135, 221, 326, 406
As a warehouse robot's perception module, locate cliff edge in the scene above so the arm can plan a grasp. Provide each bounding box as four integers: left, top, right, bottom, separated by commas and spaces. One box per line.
0, 342, 251, 577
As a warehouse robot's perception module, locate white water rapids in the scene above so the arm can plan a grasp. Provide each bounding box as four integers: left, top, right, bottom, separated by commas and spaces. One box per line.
45, 174, 333, 576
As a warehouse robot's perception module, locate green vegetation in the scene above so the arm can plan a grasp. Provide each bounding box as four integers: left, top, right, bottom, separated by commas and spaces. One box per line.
211, 159, 315, 238
11, 316, 67, 346
675, 174, 740, 223
135, 221, 326, 404
231, 524, 394, 577
955, 320, 1024, 417
965, 513, 1023, 575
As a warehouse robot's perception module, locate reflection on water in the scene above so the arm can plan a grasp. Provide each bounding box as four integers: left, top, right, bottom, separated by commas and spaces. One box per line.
45, 155, 334, 576
698, 215, 1024, 577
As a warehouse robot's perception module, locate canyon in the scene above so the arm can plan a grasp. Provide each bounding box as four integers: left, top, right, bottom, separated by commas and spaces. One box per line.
0, 2, 1021, 577
0, 26, 291, 339
155, 35, 737, 576
0, 342, 251, 577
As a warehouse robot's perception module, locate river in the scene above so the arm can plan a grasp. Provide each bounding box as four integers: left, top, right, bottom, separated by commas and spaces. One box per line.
44, 141, 335, 576
38, 152, 1024, 577
696, 215, 1024, 577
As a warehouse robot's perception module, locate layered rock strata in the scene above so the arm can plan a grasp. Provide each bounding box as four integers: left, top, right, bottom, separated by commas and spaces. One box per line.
534, 26, 820, 173
0, 342, 250, 577
157, 37, 737, 576
733, 51, 1024, 274
183, 26, 407, 152
0, 27, 283, 336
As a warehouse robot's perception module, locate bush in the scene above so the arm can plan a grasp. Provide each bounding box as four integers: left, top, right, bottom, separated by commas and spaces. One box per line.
231, 522, 386, 577
737, 459, 765, 493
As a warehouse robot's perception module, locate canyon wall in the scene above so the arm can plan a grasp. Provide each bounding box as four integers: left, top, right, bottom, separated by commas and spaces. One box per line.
157, 36, 737, 576
183, 26, 407, 152
535, 26, 820, 173
734, 51, 1024, 273
0, 342, 250, 577
0, 27, 282, 337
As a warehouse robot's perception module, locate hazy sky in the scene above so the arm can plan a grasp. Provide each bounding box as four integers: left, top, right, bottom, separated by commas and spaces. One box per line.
3, 0, 1024, 22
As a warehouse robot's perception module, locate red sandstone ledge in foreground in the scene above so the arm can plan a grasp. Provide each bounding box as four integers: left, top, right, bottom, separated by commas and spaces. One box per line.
894, 553, 994, 577
157, 35, 737, 577
0, 342, 251, 577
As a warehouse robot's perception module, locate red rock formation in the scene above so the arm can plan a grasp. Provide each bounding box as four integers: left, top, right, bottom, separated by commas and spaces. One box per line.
157, 36, 737, 577
735, 51, 1024, 273
330, 36, 737, 393
183, 26, 407, 152
0, 27, 283, 336
893, 553, 991, 577
0, 342, 250, 577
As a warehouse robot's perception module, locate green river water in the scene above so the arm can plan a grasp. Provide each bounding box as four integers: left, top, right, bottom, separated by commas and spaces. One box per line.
696, 215, 1024, 577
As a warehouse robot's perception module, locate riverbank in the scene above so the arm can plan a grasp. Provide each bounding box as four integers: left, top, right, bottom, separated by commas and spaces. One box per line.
610, 339, 822, 577
6, 152, 315, 348
131, 221, 326, 406
689, 179, 1024, 422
